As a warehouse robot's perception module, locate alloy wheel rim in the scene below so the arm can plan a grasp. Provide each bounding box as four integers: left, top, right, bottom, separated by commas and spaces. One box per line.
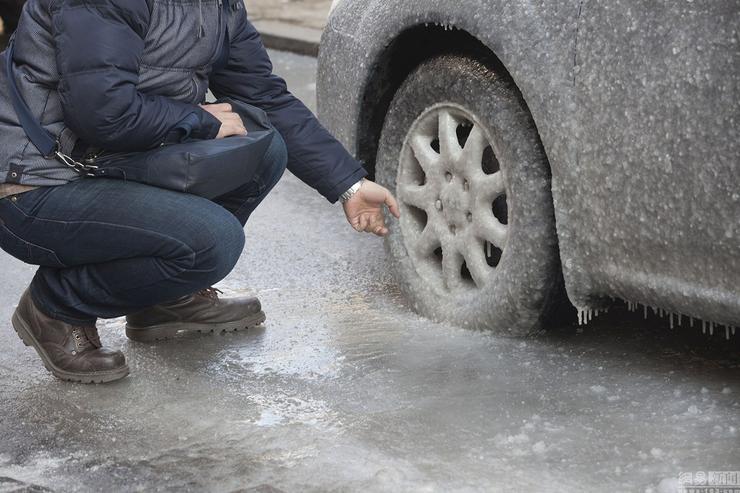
396, 103, 509, 293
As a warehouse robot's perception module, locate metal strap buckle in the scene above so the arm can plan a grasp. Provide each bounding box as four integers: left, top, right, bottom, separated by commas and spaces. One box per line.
55, 150, 98, 177
52, 139, 97, 177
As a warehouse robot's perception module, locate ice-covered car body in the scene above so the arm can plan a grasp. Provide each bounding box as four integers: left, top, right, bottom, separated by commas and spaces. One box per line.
317, 0, 739, 330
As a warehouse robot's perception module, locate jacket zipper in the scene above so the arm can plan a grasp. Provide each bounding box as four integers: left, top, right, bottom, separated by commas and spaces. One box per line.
209, 0, 226, 66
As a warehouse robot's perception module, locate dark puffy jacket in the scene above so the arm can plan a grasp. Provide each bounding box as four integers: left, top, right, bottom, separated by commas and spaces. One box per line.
0, 0, 367, 202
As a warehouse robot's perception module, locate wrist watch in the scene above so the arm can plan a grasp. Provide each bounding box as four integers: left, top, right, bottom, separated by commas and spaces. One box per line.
340, 179, 364, 204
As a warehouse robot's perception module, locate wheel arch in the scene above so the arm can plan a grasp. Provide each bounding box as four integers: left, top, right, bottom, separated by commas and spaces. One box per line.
318, 1, 580, 196
355, 24, 520, 179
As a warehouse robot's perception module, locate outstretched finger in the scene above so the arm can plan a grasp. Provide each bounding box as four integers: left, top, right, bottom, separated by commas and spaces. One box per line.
368, 213, 386, 233
385, 191, 401, 219
373, 225, 388, 237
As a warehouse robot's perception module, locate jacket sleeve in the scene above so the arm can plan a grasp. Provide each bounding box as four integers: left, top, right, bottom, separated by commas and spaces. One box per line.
51, 0, 221, 151
208, 8, 367, 203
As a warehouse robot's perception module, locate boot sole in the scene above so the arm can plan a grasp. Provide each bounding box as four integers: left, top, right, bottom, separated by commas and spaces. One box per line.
124, 310, 267, 343
11, 311, 130, 384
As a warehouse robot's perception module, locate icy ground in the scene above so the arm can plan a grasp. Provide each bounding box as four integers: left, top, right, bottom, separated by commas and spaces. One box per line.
0, 51, 737, 493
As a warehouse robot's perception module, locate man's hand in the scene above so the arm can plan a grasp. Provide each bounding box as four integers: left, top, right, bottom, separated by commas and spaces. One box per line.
343, 180, 401, 237
200, 103, 248, 139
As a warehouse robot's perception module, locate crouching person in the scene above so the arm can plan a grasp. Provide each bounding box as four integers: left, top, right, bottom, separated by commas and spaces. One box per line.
0, 0, 399, 383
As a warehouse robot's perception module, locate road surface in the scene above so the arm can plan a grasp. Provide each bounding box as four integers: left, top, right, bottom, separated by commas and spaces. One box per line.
0, 50, 738, 493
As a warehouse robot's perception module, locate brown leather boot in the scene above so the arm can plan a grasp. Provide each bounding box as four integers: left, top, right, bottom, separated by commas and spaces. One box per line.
11, 289, 129, 384
125, 287, 265, 342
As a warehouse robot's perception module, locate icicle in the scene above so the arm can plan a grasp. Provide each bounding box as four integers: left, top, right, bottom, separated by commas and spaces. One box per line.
690, 317, 694, 327
669, 313, 674, 329
726, 326, 730, 340
677, 313, 682, 326
732, 326, 736, 336
644, 305, 648, 319
709, 322, 714, 336
702, 321, 706, 334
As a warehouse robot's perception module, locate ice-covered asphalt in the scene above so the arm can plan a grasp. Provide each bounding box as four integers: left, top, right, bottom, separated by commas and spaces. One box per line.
0, 51, 738, 493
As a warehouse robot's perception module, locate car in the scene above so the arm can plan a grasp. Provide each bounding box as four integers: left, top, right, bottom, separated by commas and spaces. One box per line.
317, 0, 739, 336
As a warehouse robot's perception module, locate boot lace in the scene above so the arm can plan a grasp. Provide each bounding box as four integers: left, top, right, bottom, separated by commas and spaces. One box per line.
72, 326, 102, 351
197, 287, 223, 301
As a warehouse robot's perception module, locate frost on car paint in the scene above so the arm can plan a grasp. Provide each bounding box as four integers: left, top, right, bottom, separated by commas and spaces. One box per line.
329, 0, 342, 14
316, 0, 740, 335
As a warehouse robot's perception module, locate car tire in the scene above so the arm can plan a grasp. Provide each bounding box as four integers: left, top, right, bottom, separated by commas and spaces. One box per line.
376, 55, 561, 335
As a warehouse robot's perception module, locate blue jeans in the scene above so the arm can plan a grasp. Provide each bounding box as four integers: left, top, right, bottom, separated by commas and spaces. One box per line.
0, 133, 287, 325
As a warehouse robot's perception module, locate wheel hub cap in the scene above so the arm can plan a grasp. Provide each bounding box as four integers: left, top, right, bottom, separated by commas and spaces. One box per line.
396, 103, 509, 293
439, 177, 472, 229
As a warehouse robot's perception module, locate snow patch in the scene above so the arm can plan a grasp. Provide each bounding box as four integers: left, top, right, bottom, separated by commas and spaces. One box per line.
532, 441, 547, 454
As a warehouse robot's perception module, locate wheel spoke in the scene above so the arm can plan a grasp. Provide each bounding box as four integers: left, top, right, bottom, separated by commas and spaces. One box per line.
441, 244, 464, 290
409, 135, 440, 174
460, 125, 487, 174
476, 215, 508, 248
416, 223, 441, 257
438, 110, 462, 161
461, 240, 491, 288
473, 171, 506, 202
397, 183, 431, 211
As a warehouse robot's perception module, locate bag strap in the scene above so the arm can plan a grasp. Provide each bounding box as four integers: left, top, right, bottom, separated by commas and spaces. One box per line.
5, 39, 95, 175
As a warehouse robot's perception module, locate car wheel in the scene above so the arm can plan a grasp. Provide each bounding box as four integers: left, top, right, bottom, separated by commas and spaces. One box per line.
376, 55, 560, 335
